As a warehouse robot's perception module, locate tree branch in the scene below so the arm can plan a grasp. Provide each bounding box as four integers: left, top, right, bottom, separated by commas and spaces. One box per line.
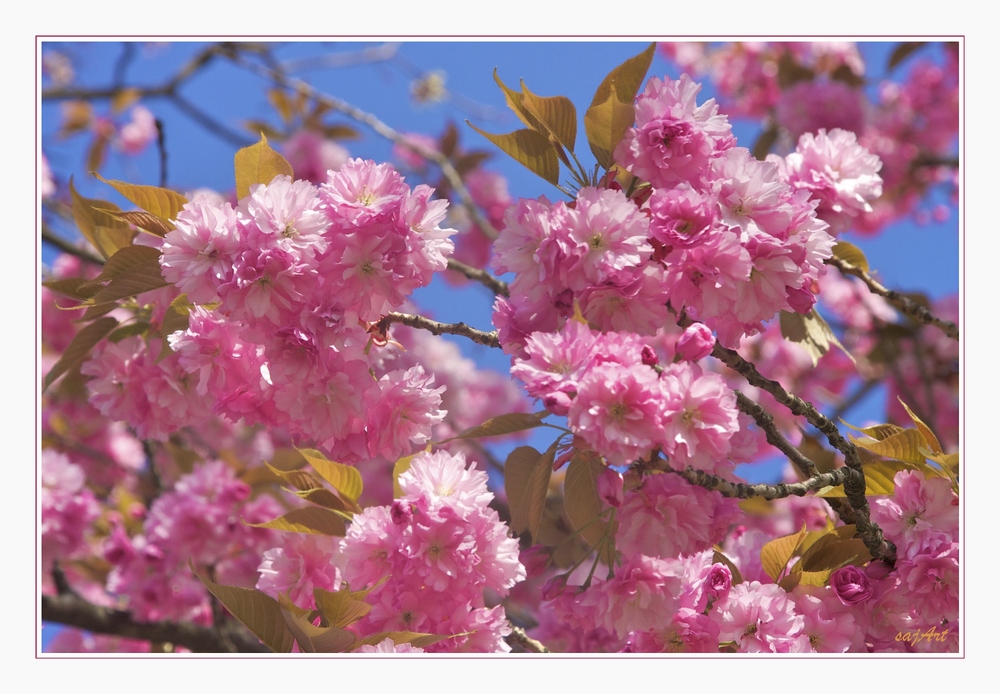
41, 592, 270, 653
504, 625, 549, 653
668, 465, 853, 501
447, 258, 509, 296
827, 257, 959, 340
385, 312, 500, 349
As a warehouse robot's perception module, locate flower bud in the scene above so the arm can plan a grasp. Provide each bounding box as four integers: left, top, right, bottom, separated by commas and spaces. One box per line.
390, 499, 412, 526
597, 468, 624, 508
675, 323, 715, 362
543, 391, 573, 417
830, 565, 874, 605
519, 545, 551, 576
705, 562, 733, 598
641, 345, 660, 367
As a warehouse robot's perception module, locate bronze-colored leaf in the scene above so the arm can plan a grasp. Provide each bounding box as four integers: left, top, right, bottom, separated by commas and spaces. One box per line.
86, 131, 110, 174
279, 601, 356, 653
492, 69, 547, 133
589, 43, 655, 109
712, 550, 743, 586
242, 120, 283, 141
817, 459, 921, 498
43, 316, 118, 390
466, 123, 559, 185
94, 174, 187, 226
564, 450, 616, 565
830, 64, 865, 88
780, 308, 855, 367
110, 88, 142, 114
235, 133, 294, 200
107, 322, 150, 343
158, 293, 194, 341
841, 420, 906, 441
192, 563, 295, 653
393, 452, 417, 499
313, 588, 372, 629
792, 570, 832, 587
759, 523, 807, 582
584, 82, 636, 170
851, 429, 931, 464
520, 81, 578, 153
896, 398, 944, 455
59, 101, 93, 137
321, 124, 361, 141
832, 241, 871, 274
504, 443, 554, 541
107, 210, 174, 238
246, 506, 347, 536
776, 51, 815, 88
446, 411, 547, 442
268, 88, 294, 124
269, 447, 309, 472
42, 277, 101, 302
69, 178, 135, 260
292, 487, 354, 514
84, 246, 168, 304
296, 448, 363, 503
799, 537, 871, 572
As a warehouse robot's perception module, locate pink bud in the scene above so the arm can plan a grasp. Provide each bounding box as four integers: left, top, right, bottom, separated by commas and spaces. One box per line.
541, 574, 569, 601
597, 468, 624, 508
641, 345, 660, 367
831, 565, 874, 605
705, 562, 733, 598
519, 545, 551, 576
390, 500, 412, 525
675, 323, 715, 362
543, 391, 573, 417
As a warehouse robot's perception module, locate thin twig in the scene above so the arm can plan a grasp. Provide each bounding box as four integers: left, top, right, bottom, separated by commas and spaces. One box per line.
827, 257, 959, 340
733, 390, 818, 478
447, 258, 509, 296
669, 465, 853, 501
385, 312, 500, 349
41, 224, 105, 266
228, 52, 500, 241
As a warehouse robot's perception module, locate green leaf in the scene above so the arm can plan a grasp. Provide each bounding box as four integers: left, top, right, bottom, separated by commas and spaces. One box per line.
43, 316, 118, 391
466, 123, 559, 185
313, 588, 372, 629
564, 450, 616, 565
94, 173, 187, 226
446, 411, 547, 442
888, 42, 927, 71
191, 563, 295, 653
759, 523, 807, 582
584, 82, 635, 170
520, 81, 578, 153
246, 506, 347, 536
296, 448, 363, 503
779, 308, 855, 368
504, 444, 554, 541
234, 133, 294, 200
832, 241, 871, 274
69, 177, 135, 260
589, 43, 655, 109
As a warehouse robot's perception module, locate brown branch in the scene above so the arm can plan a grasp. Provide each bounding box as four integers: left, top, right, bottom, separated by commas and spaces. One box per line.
678, 314, 894, 562
385, 312, 500, 349
733, 390, 818, 478
447, 258, 509, 296
41, 592, 269, 653
228, 53, 500, 241
505, 625, 549, 654
827, 257, 959, 341
41, 224, 105, 266
669, 465, 853, 501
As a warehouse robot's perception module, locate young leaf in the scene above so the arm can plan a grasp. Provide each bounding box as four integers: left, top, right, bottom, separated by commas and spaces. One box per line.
191, 563, 295, 653
392, 452, 417, 499
897, 398, 944, 455
492, 70, 547, 133
564, 450, 616, 565
817, 459, 922, 497
841, 420, 906, 441
832, 241, 871, 274
279, 600, 356, 653
447, 411, 547, 442
504, 443, 555, 541
779, 308, 855, 367
520, 81, 578, 153
43, 316, 118, 390
106, 210, 174, 238
234, 134, 294, 200
759, 523, 808, 582
94, 173, 187, 226
296, 448, 363, 503
84, 246, 169, 304
850, 429, 932, 464
313, 588, 372, 629
584, 82, 635, 170
69, 178, 135, 260
466, 123, 559, 185
589, 43, 655, 109
246, 506, 347, 536
799, 537, 871, 572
